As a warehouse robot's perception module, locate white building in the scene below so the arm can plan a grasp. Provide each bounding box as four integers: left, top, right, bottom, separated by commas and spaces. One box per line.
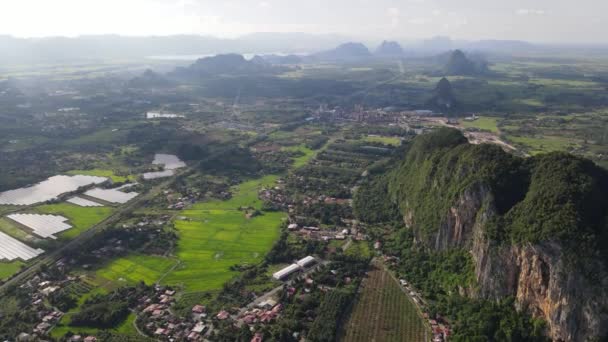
272, 264, 301, 280
296, 256, 316, 268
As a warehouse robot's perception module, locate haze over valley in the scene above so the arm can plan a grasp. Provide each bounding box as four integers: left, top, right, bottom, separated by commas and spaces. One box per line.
0, 1, 607, 341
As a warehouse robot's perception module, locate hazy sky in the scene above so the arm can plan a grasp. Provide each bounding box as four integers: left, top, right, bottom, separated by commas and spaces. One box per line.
0, 0, 606, 43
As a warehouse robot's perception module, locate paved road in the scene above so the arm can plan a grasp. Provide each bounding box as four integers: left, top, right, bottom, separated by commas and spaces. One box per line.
0, 170, 189, 294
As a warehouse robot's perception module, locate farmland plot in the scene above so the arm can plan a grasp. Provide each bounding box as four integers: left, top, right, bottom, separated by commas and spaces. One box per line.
342, 261, 428, 342
162, 175, 284, 291
35, 203, 114, 240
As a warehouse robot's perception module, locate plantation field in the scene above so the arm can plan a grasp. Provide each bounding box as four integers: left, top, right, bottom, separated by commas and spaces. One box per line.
67, 169, 132, 183
0, 260, 24, 280
162, 175, 285, 292
363, 135, 402, 146
342, 261, 428, 342
35, 203, 114, 240
459, 117, 500, 133
95, 254, 177, 286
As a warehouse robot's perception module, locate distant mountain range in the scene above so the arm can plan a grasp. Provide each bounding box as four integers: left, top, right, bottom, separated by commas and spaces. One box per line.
311, 42, 373, 61
2, 33, 608, 64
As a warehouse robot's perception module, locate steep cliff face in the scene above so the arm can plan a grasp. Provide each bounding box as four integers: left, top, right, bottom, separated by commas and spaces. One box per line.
388, 128, 608, 341
406, 183, 608, 341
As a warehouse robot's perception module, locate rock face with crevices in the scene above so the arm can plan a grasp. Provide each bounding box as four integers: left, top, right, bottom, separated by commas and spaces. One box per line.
387, 128, 608, 341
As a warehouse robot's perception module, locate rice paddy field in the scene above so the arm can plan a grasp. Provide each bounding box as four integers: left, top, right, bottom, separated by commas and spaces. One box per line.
95, 254, 177, 286
0, 260, 24, 280
35, 203, 114, 240
342, 261, 428, 342
161, 175, 285, 292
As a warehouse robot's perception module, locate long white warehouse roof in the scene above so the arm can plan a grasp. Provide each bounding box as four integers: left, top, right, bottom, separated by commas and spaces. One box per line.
67, 196, 104, 207
0, 231, 44, 261
296, 256, 316, 268
84, 188, 139, 204
272, 264, 301, 280
0, 175, 107, 206
7, 214, 72, 240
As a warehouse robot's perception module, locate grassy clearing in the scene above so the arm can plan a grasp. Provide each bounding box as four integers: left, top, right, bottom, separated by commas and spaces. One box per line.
459, 117, 500, 133
342, 262, 427, 342
283, 145, 316, 168
0, 217, 35, 242
95, 254, 177, 286
162, 175, 285, 292
363, 135, 402, 146
35, 203, 114, 240
67, 169, 132, 183
50, 277, 141, 338
507, 135, 581, 155
344, 241, 372, 259
0, 260, 24, 280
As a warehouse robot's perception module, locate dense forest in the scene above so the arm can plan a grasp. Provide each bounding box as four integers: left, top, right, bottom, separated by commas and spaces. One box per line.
354, 128, 608, 341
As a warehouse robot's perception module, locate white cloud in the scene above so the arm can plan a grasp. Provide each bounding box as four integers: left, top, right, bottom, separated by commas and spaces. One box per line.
387, 7, 400, 27
387, 7, 400, 16
258, 1, 270, 8
517, 9, 546, 15
408, 17, 430, 25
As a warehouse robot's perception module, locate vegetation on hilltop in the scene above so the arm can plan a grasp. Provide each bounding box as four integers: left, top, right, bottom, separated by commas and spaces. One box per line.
384, 128, 608, 259
354, 128, 608, 340
444, 50, 489, 76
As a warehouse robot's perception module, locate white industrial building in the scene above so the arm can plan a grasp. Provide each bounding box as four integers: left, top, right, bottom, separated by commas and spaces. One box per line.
0, 175, 107, 205
273, 256, 317, 280
152, 154, 186, 170
0, 231, 44, 261
84, 188, 139, 204
272, 264, 301, 280
143, 170, 175, 180
296, 256, 316, 268
7, 214, 72, 239
67, 196, 104, 207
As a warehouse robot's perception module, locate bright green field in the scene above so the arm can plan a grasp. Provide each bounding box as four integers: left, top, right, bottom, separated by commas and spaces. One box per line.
345, 241, 372, 259
508, 135, 581, 155
162, 175, 285, 291
283, 145, 316, 168
52, 312, 138, 338
67, 169, 132, 183
459, 117, 500, 133
0, 260, 24, 280
363, 135, 402, 146
0, 217, 35, 242
35, 203, 114, 239
96, 254, 177, 286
